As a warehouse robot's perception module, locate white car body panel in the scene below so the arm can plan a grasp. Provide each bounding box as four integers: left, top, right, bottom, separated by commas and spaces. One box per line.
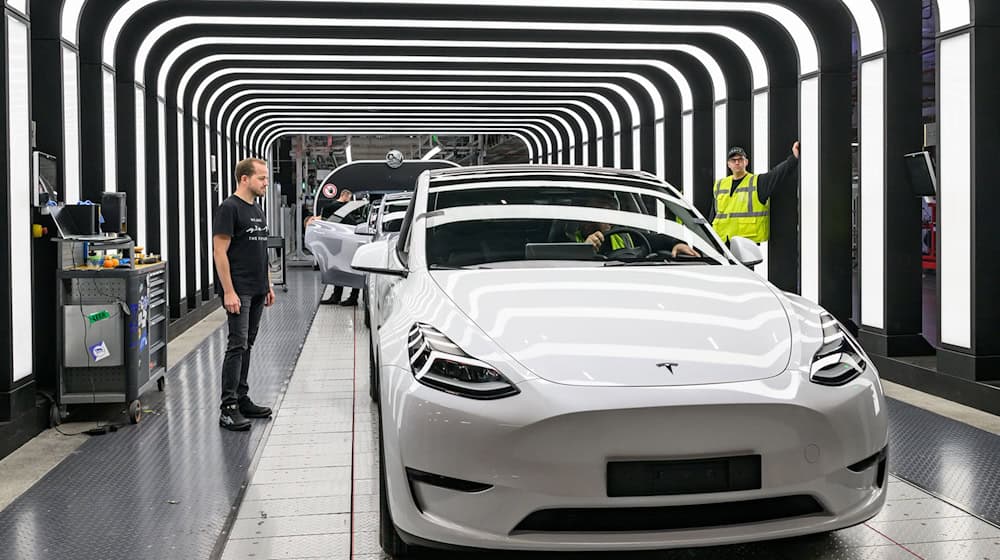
358, 165, 888, 552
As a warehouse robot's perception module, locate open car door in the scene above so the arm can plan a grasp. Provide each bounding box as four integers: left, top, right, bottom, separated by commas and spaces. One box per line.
305, 200, 372, 288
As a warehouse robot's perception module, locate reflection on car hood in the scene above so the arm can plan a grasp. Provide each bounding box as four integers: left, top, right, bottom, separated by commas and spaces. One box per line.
431, 266, 792, 387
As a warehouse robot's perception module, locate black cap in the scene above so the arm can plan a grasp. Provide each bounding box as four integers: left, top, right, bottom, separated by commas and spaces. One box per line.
727, 146, 748, 159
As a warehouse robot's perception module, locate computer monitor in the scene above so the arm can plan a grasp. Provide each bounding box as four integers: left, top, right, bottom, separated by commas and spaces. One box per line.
904, 151, 937, 197
33, 151, 58, 206
51, 205, 104, 239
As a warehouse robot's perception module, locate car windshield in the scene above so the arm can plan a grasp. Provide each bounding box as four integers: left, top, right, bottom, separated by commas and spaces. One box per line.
381, 198, 410, 233
423, 180, 728, 268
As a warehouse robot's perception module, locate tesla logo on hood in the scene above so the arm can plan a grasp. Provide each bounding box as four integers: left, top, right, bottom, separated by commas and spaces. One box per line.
656, 362, 679, 374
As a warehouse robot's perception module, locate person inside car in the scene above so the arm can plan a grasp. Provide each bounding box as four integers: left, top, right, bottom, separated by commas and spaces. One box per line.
566, 191, 701, 258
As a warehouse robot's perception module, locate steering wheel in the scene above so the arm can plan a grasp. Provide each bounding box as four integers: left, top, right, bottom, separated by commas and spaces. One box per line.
602, 227, 653, 259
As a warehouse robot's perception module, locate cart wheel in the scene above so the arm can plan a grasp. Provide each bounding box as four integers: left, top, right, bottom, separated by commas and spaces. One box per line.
283, 286, 288, 293
49, 403, 62, 428
128, 400, 142, 424
157, 376, 166, 392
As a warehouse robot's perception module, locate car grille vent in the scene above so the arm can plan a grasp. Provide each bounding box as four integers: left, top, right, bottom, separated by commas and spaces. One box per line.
512, 495, 825, 533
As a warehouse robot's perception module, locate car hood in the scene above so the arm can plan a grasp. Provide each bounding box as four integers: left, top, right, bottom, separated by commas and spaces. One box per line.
432, 265, 793, 387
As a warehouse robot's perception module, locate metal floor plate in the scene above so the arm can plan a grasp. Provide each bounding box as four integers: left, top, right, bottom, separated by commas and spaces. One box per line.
0, 270, 324, 560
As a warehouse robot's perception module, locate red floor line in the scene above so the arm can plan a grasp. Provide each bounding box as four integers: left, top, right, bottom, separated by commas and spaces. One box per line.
863, 522, 926, 559
349, 306, 358, 559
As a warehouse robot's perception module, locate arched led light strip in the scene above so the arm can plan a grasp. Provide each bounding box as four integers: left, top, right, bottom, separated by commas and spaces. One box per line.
185, 59, 665, 174
252, 120, 551, 161
160, 36, 728, 102
230, 99, 593, 163
207, 78, 627, 177
246, 117, 559, 164
215, 87, 615, 168
244, 115, 563, 165
237, 107, 583, 164
194, 69, 649, 166
107, 5, 797, 75
259, 127, 534, 161
182, 54, 682, 116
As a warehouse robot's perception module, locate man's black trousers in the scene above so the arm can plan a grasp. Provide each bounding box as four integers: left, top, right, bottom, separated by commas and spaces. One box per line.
220, 294, 266, 408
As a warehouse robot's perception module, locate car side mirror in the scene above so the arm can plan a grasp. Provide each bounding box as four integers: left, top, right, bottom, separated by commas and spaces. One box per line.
352, 240, 408, 277
729, 236, 764, 267
354, 223, 374, 236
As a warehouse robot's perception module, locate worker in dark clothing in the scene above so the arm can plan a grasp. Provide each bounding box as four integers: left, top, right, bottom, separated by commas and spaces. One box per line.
710, 142, 800, 243
213, 158, 275, 431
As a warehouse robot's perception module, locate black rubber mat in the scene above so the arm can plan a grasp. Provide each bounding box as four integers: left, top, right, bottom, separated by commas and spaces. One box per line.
886, 397, 1000, 526
0, 269, 323, 560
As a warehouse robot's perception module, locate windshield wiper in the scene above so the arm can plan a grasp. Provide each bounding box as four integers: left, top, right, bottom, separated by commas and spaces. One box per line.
603, 254, 722, 267
428, 264, 470, 270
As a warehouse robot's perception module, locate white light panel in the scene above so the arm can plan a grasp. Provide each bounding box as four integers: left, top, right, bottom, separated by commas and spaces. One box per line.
61, 0, 87, 44
191, 118, 201, 296
682, 112, 694, 202
840, 0, 885, 55
936, 0, 972, 33
752, 91, 770, 174
158, 100, 168, 258
938, 34, 971, 348
6, 0, 27, 16
6, 14, 33, 382
61, 47, 81, 204
714, 103, 727, 178
800, 76, 821, 303
134, 85, 147, 246
177, 110, 187, 300
102, 68, 118, 192
859, 58, 885, 329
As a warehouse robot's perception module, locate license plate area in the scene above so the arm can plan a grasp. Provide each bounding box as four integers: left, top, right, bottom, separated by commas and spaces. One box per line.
607, 455, 761, 497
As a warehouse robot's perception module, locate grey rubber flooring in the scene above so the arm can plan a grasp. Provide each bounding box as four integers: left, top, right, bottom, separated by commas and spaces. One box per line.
0, 269, 323, 560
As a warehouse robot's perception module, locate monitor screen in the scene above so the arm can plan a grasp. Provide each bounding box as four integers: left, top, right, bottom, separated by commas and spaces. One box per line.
904, 151, 937, 197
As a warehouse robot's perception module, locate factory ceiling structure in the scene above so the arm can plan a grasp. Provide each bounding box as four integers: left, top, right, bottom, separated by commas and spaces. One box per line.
2, 0, 1000, 450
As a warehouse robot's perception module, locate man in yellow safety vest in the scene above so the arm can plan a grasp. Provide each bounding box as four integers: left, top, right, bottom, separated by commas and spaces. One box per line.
710, 142, 800, 243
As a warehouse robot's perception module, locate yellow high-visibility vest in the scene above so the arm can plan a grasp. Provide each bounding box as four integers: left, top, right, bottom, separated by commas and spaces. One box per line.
575, 231, 629, 250
712, 174, 770, 242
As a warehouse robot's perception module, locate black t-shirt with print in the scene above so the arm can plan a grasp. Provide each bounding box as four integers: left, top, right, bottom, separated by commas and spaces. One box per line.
213, 195, 269, 296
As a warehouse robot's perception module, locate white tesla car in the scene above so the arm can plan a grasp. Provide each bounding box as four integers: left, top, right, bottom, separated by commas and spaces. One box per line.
351, 165, 888, 556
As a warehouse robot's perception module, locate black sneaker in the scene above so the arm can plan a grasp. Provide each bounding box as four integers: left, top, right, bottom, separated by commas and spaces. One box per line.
219, 404, 251, 431
238, 396, 272, 418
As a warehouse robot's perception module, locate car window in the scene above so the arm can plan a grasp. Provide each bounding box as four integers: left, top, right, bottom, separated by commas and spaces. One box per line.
424, 182, 725, 268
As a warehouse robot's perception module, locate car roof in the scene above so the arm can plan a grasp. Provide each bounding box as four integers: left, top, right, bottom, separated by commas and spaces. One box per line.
425, 165, 680, 197
381, 191, 413, 202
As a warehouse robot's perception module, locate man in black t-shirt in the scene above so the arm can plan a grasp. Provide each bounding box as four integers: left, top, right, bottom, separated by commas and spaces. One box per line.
212, 158, 276, 431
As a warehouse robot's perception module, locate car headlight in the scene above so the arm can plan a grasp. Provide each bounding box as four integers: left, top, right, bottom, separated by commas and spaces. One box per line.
407, 323, 519, 399
810, 313, 868, 386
